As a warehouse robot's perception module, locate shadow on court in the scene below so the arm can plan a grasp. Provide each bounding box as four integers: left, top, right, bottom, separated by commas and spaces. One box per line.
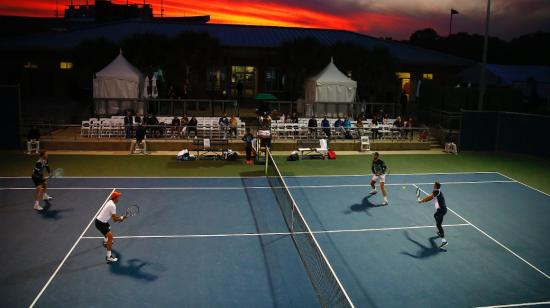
344, 195, 385, 216
401, 232, 446, 259
108, 249, 161, 282
37, 201, 74, 220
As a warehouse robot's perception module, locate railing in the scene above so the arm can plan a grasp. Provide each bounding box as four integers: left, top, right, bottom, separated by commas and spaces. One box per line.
93, 98, 239, 117
21, 122, 431, 143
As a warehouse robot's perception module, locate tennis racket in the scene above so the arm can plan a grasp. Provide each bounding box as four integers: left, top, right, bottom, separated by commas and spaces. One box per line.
51, 168, 64, 178
125, 204, 140, 218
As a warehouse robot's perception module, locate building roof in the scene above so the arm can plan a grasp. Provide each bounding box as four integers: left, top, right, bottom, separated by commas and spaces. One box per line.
1, 21, 473, 67
459, 64, 550, 85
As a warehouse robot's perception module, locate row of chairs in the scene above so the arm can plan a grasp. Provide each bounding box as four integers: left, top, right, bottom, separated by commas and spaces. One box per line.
80, 116, 246, 138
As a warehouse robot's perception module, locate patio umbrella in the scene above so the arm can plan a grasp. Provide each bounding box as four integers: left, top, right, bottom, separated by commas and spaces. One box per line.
143, 76, 150, 98
255, 93, 277, 100
151, 75, 158, 98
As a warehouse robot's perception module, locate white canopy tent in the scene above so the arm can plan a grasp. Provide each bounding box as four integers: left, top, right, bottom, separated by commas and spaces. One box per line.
304, 58, 357, 116
93, 50, 144, 115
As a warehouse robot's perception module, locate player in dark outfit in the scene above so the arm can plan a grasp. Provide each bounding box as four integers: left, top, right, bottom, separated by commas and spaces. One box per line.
418, 181, 448, 248
32, 150, 53, 210
369, 152, 388, 205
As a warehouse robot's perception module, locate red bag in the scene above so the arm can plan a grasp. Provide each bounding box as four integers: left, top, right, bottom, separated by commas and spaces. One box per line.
327, 148, 336, 160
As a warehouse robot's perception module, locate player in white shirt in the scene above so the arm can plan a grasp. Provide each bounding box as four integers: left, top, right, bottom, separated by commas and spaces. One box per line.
94, 191, 126, 262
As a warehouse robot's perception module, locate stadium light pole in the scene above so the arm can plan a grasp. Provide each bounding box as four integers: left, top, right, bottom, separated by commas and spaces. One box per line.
478, 0, 491, 110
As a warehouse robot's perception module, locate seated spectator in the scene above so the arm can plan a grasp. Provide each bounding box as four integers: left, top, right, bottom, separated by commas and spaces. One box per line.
219, 113, 229, 138
334, 117, 343, 128
370, 118, 380, 139
171, 116, 181, 138
27, 125, 40, 154
150, 114, 160, 137
263, 113, 272, 127
393, 116, 403, 138
188, 116, 198, 137
419, 129, 429, 142
383, 114, 390, 125
134, 113, 142, 125
290, 112, 299, 123
308, 115, 318, 137
356, 118, 364, 135
343, 117, 351, 130
321, 116, 331, 138
229, 115, 238, 138
279, 113, 286, 123
180, 113, 189, 138
444, 132, 458, 154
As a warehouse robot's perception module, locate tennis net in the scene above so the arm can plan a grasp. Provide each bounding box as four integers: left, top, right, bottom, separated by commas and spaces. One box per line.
266, 148, 354, 308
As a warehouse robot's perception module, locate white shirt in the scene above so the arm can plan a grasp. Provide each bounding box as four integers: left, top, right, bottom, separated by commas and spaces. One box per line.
97, 200, 116, 223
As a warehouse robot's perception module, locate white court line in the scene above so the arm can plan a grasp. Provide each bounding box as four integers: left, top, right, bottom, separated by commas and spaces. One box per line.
0, 172, 500, 179
475, 301, 550, 308
496, 172, 550, 197
28, 188, 116, 308
81, 223, 471, 239
0, 180, 516, 191
414, 184, 550, 280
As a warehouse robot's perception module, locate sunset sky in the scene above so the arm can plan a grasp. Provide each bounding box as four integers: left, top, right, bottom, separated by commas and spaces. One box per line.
1, 0, 548, 40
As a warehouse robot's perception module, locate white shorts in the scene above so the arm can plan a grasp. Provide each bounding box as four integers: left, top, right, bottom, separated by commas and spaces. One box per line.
371, 174, 386, 183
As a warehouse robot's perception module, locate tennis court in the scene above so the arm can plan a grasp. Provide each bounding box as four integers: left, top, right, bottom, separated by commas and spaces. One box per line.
1, 161, 549, 307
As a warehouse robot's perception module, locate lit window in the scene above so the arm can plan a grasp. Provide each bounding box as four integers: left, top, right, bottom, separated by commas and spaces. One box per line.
60, 62, 73, 70
395, 72, 411, 79
23, 61, 38, 69
423, 73, 434, 80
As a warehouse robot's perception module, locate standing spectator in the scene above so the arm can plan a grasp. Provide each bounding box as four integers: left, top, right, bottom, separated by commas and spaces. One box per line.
123, 111, 133, 139
321, 116, 331, 139
183, 78, 191, 98
167, 85, 176, 99
188, 116, 198, 137
236, 80, 244, 100
27, 125, 41, 154
404, 117, 413, 139
308, 115, 318, 138
242, 127, 254, 165
229, 115, 238, 138
400, 91, 408, 118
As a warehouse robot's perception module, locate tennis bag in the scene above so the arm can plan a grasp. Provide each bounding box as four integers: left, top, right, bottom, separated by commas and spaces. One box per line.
287, 151, 299, 161
327, 148, 336, 160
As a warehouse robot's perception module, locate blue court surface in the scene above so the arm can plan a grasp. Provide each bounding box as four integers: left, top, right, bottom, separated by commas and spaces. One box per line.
1, 172, 549, 307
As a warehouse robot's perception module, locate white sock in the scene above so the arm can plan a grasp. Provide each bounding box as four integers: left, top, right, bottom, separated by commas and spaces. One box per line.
35, 200, 39, 205
44, 193, 49, 197
384, 196, 388, 201
103, 237, 108, 243
107, 250, 111, 258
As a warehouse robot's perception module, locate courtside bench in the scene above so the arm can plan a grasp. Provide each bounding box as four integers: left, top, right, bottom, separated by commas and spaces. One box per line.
297, 139, 328, 159
193, 138, 229, 159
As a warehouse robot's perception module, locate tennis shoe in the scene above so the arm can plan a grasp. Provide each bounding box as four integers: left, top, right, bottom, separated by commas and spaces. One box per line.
369, 189, 377, 195
33, 204, 44, 211
43, 194, 53, 201
382, 200, 388, 206
106, 255, 118, 263
439, 241, 448, 248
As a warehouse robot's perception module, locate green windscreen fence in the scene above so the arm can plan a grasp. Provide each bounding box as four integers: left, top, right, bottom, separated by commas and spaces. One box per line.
460, 111, 550, 156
